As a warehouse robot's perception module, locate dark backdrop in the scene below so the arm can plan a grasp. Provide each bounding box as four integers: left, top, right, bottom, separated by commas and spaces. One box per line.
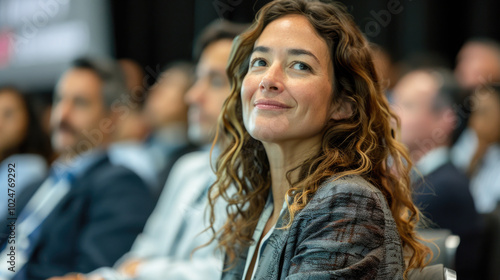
110, 0, 500, 75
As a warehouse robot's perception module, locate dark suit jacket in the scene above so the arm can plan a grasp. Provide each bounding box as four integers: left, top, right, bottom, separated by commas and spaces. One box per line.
413, 162, 485, 280
0, 154, 155, 280
222, 175, 405, 280
413, 162, 478, 235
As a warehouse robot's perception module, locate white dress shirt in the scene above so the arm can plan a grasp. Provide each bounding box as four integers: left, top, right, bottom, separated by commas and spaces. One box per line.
469, 144, 500, 213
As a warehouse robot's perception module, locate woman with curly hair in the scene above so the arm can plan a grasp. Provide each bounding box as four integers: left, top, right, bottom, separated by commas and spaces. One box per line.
206, 0, 430, 279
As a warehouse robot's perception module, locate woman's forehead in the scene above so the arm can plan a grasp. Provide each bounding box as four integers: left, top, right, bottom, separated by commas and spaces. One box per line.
254, 15, 329, 58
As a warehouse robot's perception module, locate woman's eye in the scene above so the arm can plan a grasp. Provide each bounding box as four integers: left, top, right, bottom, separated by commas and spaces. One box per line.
292, 62, 311, 71
251, 59, 267, 68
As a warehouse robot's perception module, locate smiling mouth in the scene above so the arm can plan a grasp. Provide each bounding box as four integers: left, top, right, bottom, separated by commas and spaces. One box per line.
254, 100, 291, 110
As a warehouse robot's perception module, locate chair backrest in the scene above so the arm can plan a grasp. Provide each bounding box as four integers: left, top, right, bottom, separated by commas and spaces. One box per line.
418, 229, 460, 269
444, 267, 457, 280
407, 264, 457, 280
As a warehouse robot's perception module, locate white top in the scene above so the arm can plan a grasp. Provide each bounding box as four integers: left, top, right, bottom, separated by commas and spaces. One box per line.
451, 128, 500, 213
241, 194, 287, 280
89, 150, 226, 280
451, 128, 477, 171
470, 144, 500, 213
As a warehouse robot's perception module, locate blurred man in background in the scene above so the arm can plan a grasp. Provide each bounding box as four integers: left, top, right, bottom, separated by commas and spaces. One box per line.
142, 62, 198, 194
114, 58, 151, 143
393, 68, 484, 279
0, 58, 154, 280
109, 61, 197, 196
455, 38, 500, 91
51, 19, 248, 280
107, 58, 155, 189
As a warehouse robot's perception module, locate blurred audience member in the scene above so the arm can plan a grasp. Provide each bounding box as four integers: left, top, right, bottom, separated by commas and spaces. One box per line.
114, 58, 150, 142
393, 68, 483, 279
50, 19, 247, 280
113, 106, 150, 143
110, 61, 196, 198
107, 59, 155, 190
455, 38, 500, 91
119, 58, 146, 100
142, 62, 198, 194
110, 59, 196, 196
467, 84, 500, 213
29, 93, 54, 137
452, 39, 500, 178
0, 87, 53, 218
108, 103, 156, 190
0, 58, 154, 280
370, 43, 398, 92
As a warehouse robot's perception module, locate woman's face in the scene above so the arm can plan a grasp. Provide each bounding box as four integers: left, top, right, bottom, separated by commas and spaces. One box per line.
0, 90, 29, 154
241, 15, 335, 145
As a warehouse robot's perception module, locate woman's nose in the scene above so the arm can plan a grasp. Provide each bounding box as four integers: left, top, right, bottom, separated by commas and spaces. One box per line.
259, 65, 284, 94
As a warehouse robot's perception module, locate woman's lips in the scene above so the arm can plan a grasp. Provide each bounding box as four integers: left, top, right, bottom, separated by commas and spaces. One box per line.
254, 99, 291, 110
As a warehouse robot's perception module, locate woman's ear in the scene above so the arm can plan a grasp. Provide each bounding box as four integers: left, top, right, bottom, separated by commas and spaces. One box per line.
330, 98, 353, 120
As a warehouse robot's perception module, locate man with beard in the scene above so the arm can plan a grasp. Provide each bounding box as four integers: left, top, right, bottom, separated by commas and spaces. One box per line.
0, 58, 154, 280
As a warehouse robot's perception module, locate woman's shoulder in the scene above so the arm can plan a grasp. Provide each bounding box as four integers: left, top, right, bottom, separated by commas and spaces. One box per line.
317, 174, 383, 199
284, 175, 405, 279
300, 175, 390, 216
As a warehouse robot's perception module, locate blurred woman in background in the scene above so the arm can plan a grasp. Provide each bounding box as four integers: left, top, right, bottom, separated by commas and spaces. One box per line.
206, 0, 430, 279
0, 86, 54, 216
468, 84, 500, 213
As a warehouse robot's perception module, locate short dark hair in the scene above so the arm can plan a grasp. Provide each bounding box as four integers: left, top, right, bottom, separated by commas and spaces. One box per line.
69, 57, 128, 110
192, 20, 250, 62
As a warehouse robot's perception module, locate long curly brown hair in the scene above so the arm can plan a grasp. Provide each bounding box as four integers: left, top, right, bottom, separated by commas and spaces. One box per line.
206, 0, 430, 276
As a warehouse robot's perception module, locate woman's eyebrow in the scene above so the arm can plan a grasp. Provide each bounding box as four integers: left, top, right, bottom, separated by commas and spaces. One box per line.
251, 46, 270, 54
251, 46, 320, 64
288, 48, 320, 64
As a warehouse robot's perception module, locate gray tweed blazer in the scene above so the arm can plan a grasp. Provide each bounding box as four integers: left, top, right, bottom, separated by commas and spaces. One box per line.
221, 175, 405, 280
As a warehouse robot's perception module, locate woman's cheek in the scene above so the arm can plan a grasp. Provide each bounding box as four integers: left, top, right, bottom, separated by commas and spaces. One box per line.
241, 75, 259, 106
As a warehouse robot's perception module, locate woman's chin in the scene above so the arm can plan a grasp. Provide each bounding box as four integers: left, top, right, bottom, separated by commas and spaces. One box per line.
248, 128, 287, 144
245, 116, 291, 142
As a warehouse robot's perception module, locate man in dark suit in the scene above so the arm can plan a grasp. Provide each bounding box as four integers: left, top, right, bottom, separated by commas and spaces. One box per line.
0, 58, 154, 280
392, 68, 484, 279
